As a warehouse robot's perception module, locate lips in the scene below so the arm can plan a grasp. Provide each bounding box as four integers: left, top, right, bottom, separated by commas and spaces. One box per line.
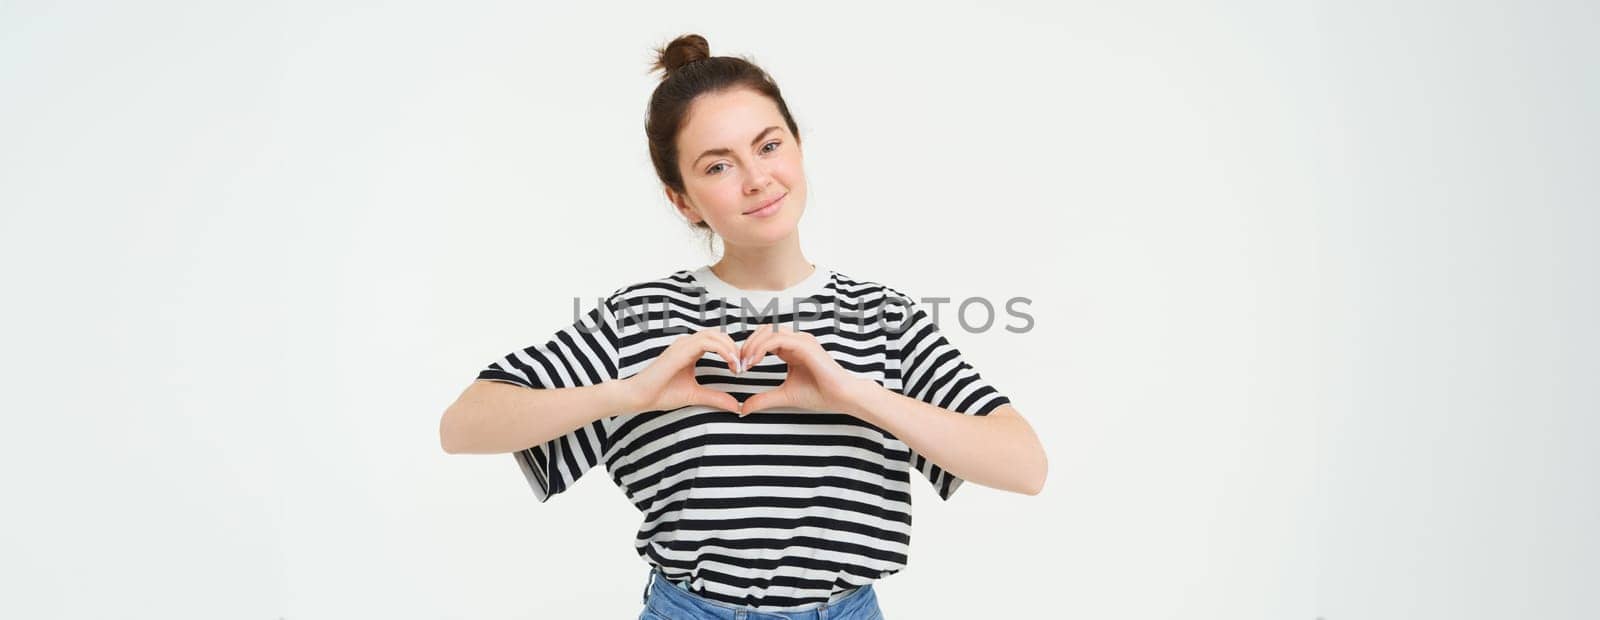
744, 192, 788, 215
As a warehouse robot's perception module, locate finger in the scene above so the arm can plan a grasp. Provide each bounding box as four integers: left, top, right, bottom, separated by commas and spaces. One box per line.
771, 331, 837, 377
692, 329, 742, 375
739, 323, 772, 354
652, 336, 734, 389
651, 335, 704, 379
739, 330, 781, 373
778, 328, 830, 367
742, 330, 812, 371
701, 329, 743, 374
739, 323, 775, 371
690, 386, 741, 413
740, 385, 791, 416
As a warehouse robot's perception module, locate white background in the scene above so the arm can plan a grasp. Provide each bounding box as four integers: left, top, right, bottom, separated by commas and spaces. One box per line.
2, 1, 1595, 618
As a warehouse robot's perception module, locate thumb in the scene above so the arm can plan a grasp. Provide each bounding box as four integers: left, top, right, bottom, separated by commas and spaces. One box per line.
740, 387, 790, 417
689, 387, 741, 414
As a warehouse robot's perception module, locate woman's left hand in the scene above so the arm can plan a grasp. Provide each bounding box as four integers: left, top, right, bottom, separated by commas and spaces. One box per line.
737, 323, 873, 417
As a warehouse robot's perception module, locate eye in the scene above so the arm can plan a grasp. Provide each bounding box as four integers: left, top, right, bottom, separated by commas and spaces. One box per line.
705, 141, 782, 175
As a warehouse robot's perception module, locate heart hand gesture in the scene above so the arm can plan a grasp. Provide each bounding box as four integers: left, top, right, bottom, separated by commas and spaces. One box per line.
737, 323, 871, 417
622, 327, 743, 414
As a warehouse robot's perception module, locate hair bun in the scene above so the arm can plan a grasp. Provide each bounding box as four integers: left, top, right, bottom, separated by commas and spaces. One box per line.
652, 34, 711, 78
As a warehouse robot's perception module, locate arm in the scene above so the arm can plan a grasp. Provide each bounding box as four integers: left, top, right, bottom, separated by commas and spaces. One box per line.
439, 379, 638, 455
844, 381, 1048, 496
731, 324, 1048, 496
441, 328, 744, 455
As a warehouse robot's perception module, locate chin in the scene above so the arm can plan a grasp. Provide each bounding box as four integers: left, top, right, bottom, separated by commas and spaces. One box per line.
731, 226, 797, 248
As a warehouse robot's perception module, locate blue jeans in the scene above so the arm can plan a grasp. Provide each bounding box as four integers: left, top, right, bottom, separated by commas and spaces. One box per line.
638, 567, 885, 619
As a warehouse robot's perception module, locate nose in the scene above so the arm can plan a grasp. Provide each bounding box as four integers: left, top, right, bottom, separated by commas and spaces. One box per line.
744, 161, 774, 193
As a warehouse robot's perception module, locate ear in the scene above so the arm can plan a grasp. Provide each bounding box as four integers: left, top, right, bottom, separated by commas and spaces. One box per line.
665, 186, 703, 225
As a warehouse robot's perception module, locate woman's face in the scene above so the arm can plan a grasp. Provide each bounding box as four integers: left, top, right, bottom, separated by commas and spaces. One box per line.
669, 88, 806, 248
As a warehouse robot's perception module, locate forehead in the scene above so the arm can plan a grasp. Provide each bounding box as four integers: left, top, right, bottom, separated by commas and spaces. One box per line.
678, 88, 786, 148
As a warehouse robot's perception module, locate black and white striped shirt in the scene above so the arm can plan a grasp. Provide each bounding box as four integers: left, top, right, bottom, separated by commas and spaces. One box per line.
476, 264, 1011, 611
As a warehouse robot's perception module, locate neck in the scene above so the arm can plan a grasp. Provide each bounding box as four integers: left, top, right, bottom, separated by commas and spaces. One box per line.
711, 232, 813, 291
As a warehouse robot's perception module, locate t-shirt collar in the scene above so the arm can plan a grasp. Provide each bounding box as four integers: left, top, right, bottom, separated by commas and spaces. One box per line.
690, 262, 832, 313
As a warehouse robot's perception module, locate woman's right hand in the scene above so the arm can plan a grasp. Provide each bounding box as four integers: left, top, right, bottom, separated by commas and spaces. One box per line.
621, 327, 743, 414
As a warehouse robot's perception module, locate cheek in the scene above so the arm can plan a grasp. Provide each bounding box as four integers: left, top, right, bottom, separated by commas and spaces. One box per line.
776, 157, 806, 183
683, 177, 730, 213
780, 162, 806, 203
702, 186, 747, 221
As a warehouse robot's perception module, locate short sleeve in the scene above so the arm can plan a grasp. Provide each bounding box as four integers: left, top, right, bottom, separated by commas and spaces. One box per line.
887, 292, 1012, 501
475, 294, 625, 502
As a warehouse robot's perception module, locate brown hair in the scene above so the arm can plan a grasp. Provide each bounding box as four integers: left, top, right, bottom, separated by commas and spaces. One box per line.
645, 34, 803, 249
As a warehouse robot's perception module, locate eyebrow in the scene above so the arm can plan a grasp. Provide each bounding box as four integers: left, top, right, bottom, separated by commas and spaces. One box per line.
691, 126, 783, 168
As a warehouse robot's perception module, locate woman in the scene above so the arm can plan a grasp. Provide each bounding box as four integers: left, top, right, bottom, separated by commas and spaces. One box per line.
439, 33, 1047, 619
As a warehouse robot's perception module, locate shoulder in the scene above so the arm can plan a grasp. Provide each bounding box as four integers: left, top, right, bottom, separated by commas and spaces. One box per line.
830, 269, 916, 307
593, 268, 704, 309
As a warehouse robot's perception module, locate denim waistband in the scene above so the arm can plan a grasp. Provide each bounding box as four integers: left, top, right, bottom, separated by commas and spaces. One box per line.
641, 566, 878, 619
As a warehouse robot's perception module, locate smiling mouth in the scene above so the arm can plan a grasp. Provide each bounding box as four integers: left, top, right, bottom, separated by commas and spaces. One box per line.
745, 192, 788, 215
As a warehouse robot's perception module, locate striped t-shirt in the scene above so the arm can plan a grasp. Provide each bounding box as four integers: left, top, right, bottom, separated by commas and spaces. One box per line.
475, 264, 1011, 611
